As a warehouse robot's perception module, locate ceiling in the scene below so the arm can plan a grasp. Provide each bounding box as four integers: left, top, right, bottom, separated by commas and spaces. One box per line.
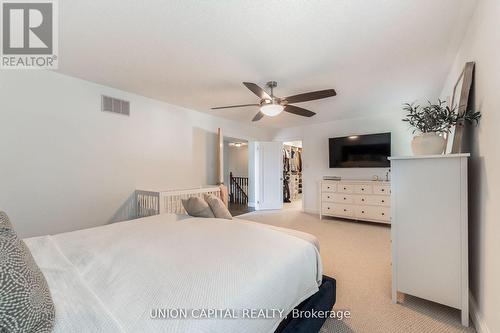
58, 0, 477, 128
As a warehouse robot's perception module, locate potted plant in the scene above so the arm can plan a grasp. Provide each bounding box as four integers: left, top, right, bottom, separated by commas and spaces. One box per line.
402, 100, 481, 155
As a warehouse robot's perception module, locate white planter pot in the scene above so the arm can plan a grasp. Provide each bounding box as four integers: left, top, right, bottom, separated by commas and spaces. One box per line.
411, 132, 446, 155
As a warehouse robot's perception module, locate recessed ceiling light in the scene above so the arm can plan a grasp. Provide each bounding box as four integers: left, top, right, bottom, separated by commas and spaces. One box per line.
229, 142, 246, 147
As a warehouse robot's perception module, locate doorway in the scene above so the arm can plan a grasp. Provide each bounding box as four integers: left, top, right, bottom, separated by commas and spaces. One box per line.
223, 137, 254, 216
282, 141, 303, 210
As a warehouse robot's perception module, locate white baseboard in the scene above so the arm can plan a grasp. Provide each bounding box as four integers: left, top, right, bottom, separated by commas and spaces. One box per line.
469, 291, 491, 333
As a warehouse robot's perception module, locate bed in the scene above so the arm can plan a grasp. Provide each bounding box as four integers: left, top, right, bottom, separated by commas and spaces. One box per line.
24, 213, 324, 333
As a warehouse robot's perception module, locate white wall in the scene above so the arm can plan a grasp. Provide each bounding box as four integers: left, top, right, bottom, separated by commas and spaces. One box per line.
440, 1, 500, 331
223, 142, 248, 186
0, 71, 274, 238
274, 113, 413, 213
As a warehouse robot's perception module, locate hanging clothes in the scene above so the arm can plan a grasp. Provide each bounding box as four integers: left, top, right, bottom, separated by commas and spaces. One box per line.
290, 149, 295, 172
283, 146, 291, 202
294, 149, 302, 172
283, 147, 290, 173
282, 144, 302, 202
283, 172, 291, 203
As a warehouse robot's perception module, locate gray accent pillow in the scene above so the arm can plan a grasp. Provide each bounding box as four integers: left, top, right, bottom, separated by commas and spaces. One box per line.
204, 194, 232, 220
0, 211, 12, 227
181, 197, 215, 218
0, 221, 55, 332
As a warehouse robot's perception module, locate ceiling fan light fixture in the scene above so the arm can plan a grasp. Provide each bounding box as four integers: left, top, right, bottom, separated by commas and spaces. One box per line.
260, 103, 284, 117
212, 81, 336, 121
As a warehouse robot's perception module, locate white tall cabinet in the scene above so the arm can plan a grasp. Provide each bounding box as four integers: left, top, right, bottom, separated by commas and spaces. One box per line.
389, 154, 469, 326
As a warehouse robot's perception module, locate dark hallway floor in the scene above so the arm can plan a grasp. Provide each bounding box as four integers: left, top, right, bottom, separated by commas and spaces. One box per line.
228, 203, 255, 217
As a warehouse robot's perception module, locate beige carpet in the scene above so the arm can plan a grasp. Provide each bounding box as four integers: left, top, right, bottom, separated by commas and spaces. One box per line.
240, 204, 475, 333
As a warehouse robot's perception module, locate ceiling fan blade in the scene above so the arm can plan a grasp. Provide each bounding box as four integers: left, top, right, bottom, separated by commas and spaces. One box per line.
243, 82, 271, 100
252, 111, 265, 122
284, 89, 336, 104
284, 105, 316, 117
211, 103, 259, 110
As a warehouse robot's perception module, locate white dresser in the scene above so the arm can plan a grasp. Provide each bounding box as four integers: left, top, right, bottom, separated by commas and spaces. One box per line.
319, 180, 391, 224
389, 154, 469, 326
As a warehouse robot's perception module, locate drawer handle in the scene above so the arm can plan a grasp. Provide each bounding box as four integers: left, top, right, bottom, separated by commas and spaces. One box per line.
381, 189, 385, 192
382, 213, 385, 216
361, 188, 364, 191
343, 209, 347, 212
327, 207, 330, 210
361, 211, 365, 214
343, 197, 346, 200
344, 187, 347, 190
361, 198, 365, 202
381, 200, 385, 203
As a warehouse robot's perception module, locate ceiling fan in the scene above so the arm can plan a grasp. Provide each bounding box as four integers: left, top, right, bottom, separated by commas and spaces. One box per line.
211, 81, 336, 121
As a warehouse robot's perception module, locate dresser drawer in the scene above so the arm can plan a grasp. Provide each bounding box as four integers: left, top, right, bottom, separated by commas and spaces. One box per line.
355, 206, 390, 222
337, 184, 354, 193
322, 193, 354, 203
321, 182, 337, 192
354, 195, 390, 207
354, 184, 373, 194
331, 193, 354, 204
373, 185, 391, 195
354, 196, 369, 205
322, 203, 355, 217
321, 193, 336, 202
370, 195, 390, 207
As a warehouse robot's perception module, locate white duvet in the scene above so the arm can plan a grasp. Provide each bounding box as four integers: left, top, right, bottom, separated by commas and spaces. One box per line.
25, 214, 322, 333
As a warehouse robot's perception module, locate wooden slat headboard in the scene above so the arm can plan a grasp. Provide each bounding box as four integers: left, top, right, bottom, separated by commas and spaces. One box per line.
136, 186, 221, 218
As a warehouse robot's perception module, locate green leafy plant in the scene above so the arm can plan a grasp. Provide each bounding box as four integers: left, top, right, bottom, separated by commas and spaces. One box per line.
402, 99, 481, 134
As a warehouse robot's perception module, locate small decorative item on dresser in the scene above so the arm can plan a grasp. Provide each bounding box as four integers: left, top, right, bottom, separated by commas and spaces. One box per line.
323, 176, 341, 181
402, 99, 480, 155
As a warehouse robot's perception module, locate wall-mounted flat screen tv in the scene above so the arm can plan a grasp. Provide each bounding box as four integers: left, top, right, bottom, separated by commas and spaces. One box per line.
329, 133, 391, 168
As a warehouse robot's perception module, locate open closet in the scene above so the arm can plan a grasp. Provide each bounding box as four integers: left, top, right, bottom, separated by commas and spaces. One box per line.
282, 142, 303, 204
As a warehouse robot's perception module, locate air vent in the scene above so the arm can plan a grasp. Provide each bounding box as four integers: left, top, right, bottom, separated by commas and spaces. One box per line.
101, 95, 130, 116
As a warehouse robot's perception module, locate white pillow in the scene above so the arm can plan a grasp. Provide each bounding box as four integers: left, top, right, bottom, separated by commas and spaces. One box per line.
181, 197, 215, 218
204, 194, 232, 220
